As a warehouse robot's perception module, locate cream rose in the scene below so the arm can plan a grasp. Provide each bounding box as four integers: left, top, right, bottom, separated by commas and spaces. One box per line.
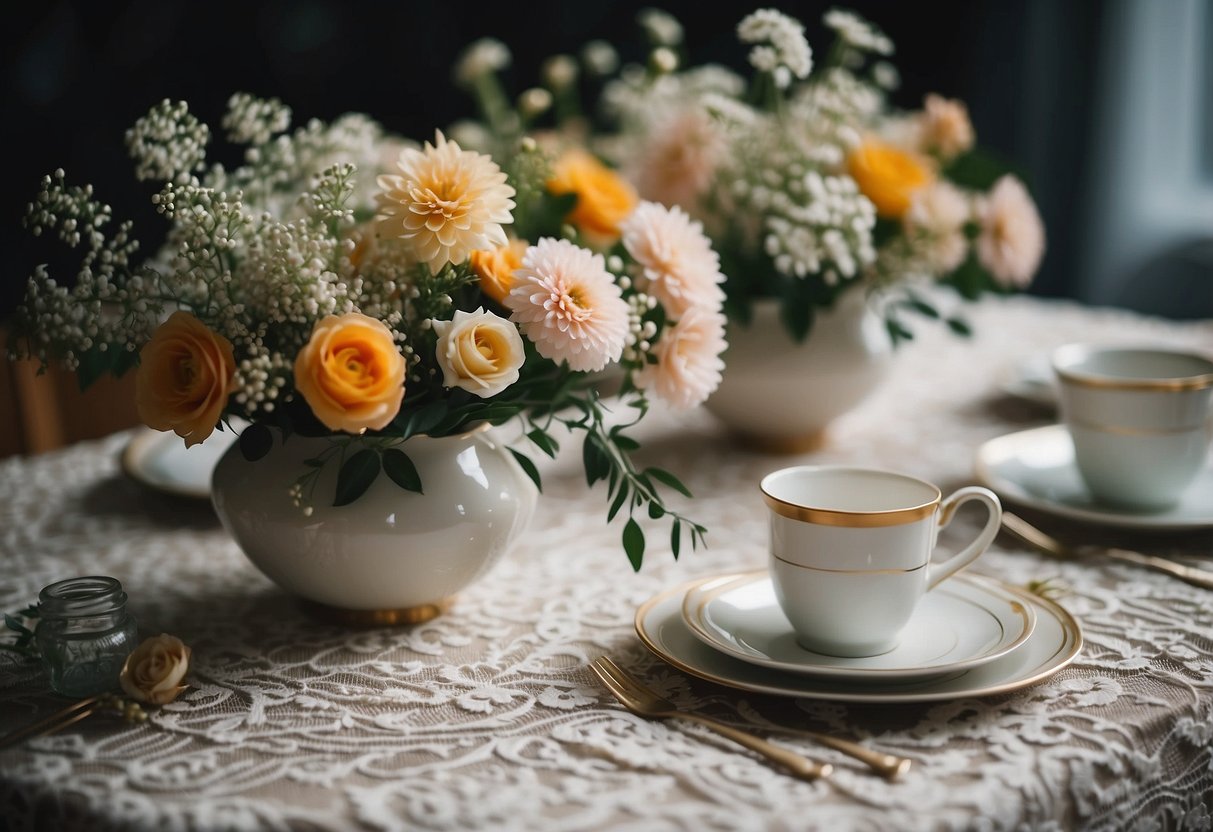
120, 634, 191, 705
135, 311, 236, 447
431, 307, 525, 398
294, 312, 406, 433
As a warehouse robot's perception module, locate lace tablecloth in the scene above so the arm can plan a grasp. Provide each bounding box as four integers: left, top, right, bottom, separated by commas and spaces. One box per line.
2, 296, 1212, 832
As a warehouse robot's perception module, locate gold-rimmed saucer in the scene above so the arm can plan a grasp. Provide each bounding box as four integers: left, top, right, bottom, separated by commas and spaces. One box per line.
681, 571, 1035, 681
635, 573, 1082, 703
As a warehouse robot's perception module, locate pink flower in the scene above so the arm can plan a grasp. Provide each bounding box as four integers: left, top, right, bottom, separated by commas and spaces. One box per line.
638, 306, 727, 409
627, 109, 725, 213
905, 182, 970, 273
620, 201, 725, 317
977, 175, 1045, 288
505, 238, 629, 372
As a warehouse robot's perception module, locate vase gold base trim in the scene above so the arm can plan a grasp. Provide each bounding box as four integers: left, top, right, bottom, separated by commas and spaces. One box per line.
733, 428, 828, 455
301, 597, 454, 627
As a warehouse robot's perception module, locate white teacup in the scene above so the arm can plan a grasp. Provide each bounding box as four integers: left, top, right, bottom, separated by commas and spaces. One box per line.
1053, 345, 1213, 510
760, 466, 1002, 658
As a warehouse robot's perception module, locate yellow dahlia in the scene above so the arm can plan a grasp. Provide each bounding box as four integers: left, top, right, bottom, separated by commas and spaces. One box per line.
376, 131, 516, 275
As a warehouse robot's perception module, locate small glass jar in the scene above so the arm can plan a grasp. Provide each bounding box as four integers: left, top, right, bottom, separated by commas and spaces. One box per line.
35, 576, 138, 697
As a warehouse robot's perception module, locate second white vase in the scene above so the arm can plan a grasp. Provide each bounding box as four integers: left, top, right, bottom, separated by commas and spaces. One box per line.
706, 290, 893, 452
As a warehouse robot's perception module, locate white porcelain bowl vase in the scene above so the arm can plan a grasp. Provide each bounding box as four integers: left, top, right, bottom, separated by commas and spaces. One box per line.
211, 426, 537, 624
706, 291, 893, 452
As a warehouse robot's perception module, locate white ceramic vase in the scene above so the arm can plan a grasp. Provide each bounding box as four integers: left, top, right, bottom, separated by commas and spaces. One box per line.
706, 290, 893, 452
211, 426, 538, 624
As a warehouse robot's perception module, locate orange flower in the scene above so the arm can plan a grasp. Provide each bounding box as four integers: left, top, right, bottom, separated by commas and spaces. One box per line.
470, 238, 529, 303
547, 149, 638, 239
847, 138, 935, 219
135, 311, 235, 447
294, 313, 406, 433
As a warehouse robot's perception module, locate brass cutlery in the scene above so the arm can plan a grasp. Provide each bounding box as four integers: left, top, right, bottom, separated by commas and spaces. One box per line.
1001, 512, 1213, 590
590, 656, 913, 781
0, 696, 102, 751
589, 656, 831, 781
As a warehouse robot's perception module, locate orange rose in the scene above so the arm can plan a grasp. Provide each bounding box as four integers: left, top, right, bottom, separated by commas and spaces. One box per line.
135, 311, 235, 447
847, 138, 935, 219
471, 238, 529, 303
547, 149, 638, 239
294, 312, 405, 433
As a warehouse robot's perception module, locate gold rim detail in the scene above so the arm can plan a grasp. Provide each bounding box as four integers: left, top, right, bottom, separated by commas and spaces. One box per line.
1054, 360, 1213, 392
1064, 417, 1208, 437
770, 554, 928, 574
761, 492, 940, 528
301, 597, 452, 627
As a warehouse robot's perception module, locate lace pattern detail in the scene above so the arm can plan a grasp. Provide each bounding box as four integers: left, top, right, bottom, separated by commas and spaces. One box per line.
1, 296, 1211, 831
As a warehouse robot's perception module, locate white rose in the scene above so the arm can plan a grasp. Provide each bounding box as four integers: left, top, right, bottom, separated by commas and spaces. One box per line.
431, 307, 526, 398
120, 634, 191, 705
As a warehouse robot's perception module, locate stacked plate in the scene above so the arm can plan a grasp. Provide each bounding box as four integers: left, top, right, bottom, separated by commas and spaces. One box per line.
975, 425, 1213, 531
635, 571, 1082, 703
121, 426, 240, 500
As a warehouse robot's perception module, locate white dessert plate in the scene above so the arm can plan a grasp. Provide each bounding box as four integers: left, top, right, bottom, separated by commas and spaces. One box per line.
681, 572, 1035, 681
121, 425, 239, 500
636, 574, 1082, 703
975, 425, 1213, 530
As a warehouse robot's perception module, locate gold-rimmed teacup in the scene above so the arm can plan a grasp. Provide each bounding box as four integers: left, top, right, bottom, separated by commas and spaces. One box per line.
760, 466, 1002, 657
1053, 345, 1213, 510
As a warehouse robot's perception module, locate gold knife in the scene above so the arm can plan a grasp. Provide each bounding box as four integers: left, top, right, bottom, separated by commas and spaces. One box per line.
1001, 512, 1213, 590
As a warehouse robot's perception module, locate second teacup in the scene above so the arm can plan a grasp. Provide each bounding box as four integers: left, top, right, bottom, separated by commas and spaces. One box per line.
1053, 344, 1213, 510
760, 466, 1002, 658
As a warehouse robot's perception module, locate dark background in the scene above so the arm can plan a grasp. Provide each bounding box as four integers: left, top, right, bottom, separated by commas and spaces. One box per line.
1, 0, 1156, 320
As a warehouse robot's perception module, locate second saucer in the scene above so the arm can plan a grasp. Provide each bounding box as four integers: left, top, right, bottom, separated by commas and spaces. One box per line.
682, 571, 1035, 681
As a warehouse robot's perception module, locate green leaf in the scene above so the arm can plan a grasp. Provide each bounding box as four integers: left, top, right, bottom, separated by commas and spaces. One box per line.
885, 318, 914, 345
74, 344, 112, 390
623, 518, 645, 572
780, 300, 813, 343
402, 400, 449, 438
905, 298, 940, 319
946, 317, 973, 337
611, 434, 641, 452
5, 614, 27, 633
508, 448, 543, 491
582, 434, 610, 488
526, 429, 559, 458
239, 423, 274, 462
647, 500, 665, 520
671, 519, 682, 560
333, 450, 380, 507
382, 448, 423, 493
607, 481, 630, 523
646, 467, 692, 498
943, 148, 1017, 190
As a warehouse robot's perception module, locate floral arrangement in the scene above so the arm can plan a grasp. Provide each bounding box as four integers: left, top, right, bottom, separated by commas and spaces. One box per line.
451, 8, 1045, 342
10, 93, 729, 569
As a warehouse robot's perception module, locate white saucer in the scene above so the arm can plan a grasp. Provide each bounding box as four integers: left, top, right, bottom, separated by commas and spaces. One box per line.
976, 425, 1213, 530
1000, 353, 1057, 406
681, 572, 1035, 681
121, 425, 240, 500
636, 574, 1082, 703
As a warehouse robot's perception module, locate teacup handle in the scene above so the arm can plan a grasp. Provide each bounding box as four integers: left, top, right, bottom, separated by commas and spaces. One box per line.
927, 486, 1003, 590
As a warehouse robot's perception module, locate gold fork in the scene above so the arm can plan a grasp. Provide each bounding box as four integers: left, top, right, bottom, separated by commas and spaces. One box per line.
0, 696, 102, 751
1002, 511, 1213, 590
590, 656, 834, 781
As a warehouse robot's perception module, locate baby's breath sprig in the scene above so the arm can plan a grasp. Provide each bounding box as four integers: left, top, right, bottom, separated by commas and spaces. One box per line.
125, 99, 210, 182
